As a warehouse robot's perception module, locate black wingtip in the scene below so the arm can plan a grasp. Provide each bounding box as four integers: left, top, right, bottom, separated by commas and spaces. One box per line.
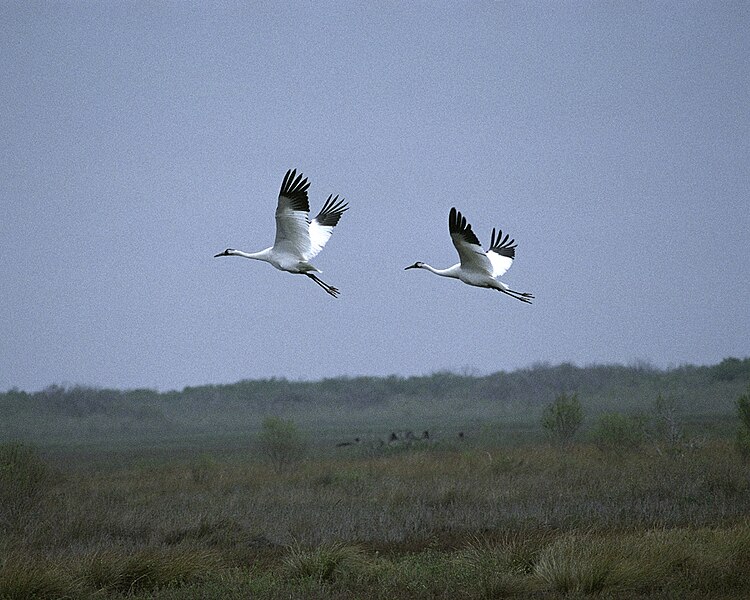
279, 168, 310, 212
314, 194, 349, 227
449, 207, 481, 246
487, 225, 518, 258
448, 207, 460, 234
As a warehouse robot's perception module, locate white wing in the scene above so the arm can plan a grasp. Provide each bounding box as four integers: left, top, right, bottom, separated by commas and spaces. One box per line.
273, 169, 312, 258
448, 207, 494, 275
486, 227, 516, 277
305, 195, 348, 260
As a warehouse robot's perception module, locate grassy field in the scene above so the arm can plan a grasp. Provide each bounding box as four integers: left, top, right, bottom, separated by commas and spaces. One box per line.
2, 431, 750, 599
2, 362, 749, 598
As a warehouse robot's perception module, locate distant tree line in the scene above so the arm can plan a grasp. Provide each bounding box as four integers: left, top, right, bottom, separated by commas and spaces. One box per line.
2, 358, 749, 448
2, 358, 749, 418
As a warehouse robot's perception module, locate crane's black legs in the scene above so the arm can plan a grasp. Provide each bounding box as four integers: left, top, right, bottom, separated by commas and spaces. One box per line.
509, 288, 534, 300
306, 273, 340, 298
496, 287, 534, 304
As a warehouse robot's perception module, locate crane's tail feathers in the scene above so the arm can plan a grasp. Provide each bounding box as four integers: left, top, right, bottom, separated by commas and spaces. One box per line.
306, 273, 340, 298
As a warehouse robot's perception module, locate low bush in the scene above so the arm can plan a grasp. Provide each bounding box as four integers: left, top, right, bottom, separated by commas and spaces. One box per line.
649, 393, 684, 454
257, 417, 307, 474
589, 412, 645, 451
541, 393, 583, 444
736, 385, 750, 461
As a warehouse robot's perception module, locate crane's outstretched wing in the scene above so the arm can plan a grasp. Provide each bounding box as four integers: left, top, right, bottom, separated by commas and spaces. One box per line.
486, 228, 516, 277
274, 169, 312, 257
305, 194, 348, 260
448, 207, 493, 275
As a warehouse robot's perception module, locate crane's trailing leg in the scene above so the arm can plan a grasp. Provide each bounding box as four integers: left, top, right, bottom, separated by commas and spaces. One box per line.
496, 287, 534, 304
508, 288, 534, 300
306, 273, 340, 298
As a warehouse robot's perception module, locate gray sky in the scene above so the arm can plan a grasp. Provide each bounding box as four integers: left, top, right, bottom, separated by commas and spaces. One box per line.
2, 2, 748, 392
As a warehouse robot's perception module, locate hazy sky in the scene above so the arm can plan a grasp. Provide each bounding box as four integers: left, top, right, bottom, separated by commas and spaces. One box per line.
2, 2, 748, 392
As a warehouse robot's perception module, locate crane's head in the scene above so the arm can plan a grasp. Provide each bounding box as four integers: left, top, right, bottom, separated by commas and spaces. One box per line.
404, 262, 424, 270
214, 248, 236, 258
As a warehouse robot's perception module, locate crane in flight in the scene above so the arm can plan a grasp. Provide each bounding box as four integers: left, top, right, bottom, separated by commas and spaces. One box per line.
405, 207, 534, 303
214, 169, 348, 297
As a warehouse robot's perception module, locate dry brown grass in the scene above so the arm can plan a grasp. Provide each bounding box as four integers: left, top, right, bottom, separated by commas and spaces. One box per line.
2, 438, 750, 598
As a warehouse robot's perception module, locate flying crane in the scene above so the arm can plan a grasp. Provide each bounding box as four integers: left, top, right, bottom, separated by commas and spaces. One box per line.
405, 207, 534, 303
215, 169, 348, 297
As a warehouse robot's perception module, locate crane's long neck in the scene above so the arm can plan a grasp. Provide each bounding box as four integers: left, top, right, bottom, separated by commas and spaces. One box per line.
422, 264, 460, 279
231, 248, 272, 261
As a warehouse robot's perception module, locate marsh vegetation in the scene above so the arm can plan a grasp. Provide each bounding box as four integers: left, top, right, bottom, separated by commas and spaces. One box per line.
1, 359, 749, 598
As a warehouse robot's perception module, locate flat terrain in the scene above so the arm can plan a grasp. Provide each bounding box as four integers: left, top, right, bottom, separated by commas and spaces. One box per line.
2, 435, 750, 599
2, 361, 749, 598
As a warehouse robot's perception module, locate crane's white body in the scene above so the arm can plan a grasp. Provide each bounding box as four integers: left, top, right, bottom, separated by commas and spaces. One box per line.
405, 207, 533, 303
215, 169, 348, 297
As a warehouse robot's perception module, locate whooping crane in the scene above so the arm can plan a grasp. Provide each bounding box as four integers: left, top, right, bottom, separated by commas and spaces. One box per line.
214, 169, 348, 297
405, 207, 534, 303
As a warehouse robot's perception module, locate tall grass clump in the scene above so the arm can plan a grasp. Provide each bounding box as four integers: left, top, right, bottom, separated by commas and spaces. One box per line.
79, 546, 222, 594
533, 534, 634, 594
623, 526, 750, 594
257, 416, 307, 474
282, 542, 367, 583
451, 535, 535, 596
541, 392, 583, 445
0, 442, 53, 530
0, 559, 76, 600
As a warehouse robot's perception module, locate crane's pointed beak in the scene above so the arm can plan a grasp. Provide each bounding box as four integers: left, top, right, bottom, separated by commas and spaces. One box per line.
404, 263, 418, 270
214, 252, 225, 258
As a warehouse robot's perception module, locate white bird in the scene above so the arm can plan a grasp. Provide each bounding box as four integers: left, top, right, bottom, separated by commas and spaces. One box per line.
214, 169, 348, 297
405, 207, 534, 303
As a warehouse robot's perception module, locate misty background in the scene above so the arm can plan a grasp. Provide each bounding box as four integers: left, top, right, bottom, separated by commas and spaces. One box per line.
2, 2, 748, 392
